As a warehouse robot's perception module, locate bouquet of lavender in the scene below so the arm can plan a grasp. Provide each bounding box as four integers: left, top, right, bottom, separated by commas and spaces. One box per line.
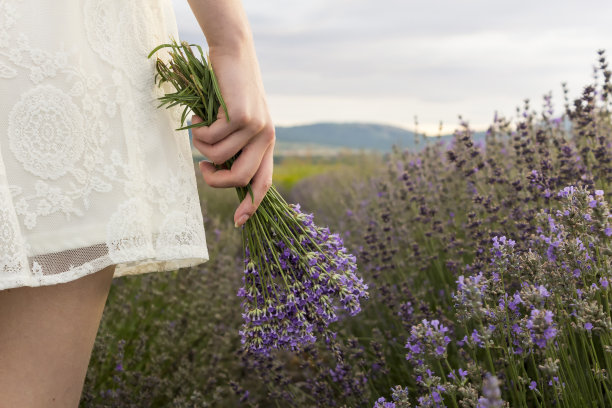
148, 39, 369, 355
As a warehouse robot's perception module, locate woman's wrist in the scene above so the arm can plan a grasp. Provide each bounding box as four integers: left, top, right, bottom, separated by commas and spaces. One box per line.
206, 26, 252, 51
208, 36, 265, 91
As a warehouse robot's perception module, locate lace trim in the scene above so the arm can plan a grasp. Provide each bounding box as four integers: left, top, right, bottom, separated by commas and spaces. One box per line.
0, 241, 209, 290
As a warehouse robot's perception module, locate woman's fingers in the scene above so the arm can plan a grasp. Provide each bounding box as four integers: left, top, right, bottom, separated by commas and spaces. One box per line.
233, 143, 274, 227
191, 107, 265, 146
194, 122, 273, 165
198, 126, 273, 188
192, 127, 249, 165
191, 112, 234, 145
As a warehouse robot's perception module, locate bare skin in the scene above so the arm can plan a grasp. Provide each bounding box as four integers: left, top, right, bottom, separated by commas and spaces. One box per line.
0, 264, 115, 407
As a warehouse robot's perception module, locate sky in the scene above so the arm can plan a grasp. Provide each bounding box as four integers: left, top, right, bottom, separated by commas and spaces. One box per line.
171, 0, 612, 134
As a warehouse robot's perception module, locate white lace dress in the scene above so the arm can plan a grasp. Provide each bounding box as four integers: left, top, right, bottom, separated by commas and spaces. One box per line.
0, 0, 209, 290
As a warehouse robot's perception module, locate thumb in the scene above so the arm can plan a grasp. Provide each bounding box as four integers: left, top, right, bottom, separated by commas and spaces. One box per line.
234, 193, 256, 228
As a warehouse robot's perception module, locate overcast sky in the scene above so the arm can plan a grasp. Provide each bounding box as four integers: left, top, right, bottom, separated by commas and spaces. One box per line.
171, 0, 612, 134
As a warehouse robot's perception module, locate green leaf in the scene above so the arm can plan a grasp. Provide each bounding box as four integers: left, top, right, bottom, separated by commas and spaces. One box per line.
247, 184, 255, 204
210, 65, 229, 123
147, 43, 174, 59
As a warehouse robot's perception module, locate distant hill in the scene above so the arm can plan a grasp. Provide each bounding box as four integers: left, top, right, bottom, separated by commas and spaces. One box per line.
275, 122, 486, 153
189, 122, 486, 158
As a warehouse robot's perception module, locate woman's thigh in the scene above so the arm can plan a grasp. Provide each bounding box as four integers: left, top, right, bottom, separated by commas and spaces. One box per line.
0, 264, 116, 408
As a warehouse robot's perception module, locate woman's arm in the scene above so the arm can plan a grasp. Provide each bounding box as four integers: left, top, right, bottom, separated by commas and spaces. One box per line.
186, 0, 275, 228
186, 0, 251, 49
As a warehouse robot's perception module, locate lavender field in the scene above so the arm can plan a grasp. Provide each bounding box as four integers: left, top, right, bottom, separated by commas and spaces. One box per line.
80, 51, 611, 407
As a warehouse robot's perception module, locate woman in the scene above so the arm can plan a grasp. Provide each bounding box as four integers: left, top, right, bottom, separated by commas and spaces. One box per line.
0, 0, 274, 406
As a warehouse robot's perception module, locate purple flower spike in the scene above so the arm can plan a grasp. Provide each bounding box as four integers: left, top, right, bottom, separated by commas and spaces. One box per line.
237, 204, 369, 355
525, 309, 557, 349
404, 318, 452, 363
477, 373, 505, 408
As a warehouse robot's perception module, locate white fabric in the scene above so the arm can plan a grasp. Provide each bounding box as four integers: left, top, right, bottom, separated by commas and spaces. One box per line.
0, 0, 209, 290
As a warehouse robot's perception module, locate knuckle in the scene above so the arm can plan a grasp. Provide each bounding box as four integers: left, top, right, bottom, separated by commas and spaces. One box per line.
191, 128, 203, 139
234, 174, 251, 188
231, 109, 251, 127
261, 124, 275, 144
235, 167, 255, 187
249, 117, 266, 132
192, 126, 209, 140
194, 130, 217, 145
262, 177, 273, 192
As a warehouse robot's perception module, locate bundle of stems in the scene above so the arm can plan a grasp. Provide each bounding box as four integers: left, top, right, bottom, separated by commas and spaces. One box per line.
148, 39, 368, 355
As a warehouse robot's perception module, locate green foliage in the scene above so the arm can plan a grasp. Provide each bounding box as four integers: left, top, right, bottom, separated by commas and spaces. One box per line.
82, 51, 612, 407
148, 38, 228, 130
272, 153, 379, 190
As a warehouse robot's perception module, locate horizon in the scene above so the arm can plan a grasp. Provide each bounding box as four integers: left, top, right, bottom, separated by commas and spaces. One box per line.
172, 0, 611, 135
273, 120, 485, 136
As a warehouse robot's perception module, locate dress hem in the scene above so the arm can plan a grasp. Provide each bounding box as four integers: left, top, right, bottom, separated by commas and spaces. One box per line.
0, 246, 209, 291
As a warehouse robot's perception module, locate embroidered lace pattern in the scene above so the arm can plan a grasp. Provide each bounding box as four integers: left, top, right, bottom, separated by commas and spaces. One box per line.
0, 0, 209, 290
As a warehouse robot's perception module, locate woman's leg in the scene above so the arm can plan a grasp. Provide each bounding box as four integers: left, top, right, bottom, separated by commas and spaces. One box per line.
0, 264, 116, 408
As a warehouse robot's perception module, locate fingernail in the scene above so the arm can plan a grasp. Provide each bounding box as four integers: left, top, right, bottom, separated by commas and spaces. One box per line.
235, 215, 249, 228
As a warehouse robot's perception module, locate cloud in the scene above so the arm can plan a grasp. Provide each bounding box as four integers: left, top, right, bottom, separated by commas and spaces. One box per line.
171, 0, 612, 132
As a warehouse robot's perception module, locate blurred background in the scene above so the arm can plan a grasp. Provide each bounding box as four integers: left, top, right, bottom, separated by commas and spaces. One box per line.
81, 3, 612, 407
172, 0, 612, 157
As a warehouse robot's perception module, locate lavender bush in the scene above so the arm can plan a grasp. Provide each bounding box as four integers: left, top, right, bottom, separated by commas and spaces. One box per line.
82, 50, 611, 407
368, 50, 611, 407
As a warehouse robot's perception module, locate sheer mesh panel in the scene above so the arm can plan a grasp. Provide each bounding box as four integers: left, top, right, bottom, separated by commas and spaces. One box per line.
30, 244, 110, 276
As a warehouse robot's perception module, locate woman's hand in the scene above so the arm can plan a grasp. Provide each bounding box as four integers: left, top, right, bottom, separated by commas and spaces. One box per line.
186, 0, 275, 227
191, 44, 275, 228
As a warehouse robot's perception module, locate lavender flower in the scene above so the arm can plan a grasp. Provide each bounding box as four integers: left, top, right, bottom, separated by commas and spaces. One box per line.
373, 386, 412, 408
405, 318, 452, 362
453, 272, 488, 321
237, 203, 369, 354
525, 309, 557, 349
477, 373, 505, 408
374, 397, 397, 408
